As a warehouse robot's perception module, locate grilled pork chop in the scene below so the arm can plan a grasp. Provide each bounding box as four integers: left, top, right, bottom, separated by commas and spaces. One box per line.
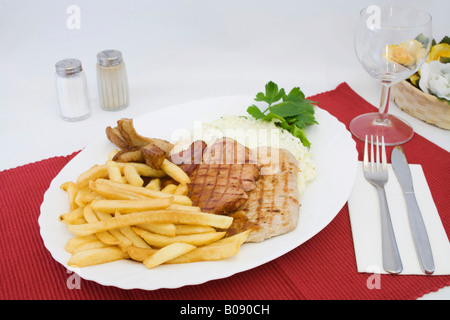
227, 147, 300, 242
186, 138, 259, 214
188, 163, 260, 214
173, 138, 300, 242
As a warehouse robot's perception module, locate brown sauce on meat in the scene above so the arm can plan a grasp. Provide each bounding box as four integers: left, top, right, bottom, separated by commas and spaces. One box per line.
225, 211, 260, 237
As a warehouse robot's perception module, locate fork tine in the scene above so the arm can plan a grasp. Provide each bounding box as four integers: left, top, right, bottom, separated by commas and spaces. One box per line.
381, 136, 387, 171
364, 135, 369, 170
370, 135, 375, 171
376, 135, 380, 171
364, 135, 387, 173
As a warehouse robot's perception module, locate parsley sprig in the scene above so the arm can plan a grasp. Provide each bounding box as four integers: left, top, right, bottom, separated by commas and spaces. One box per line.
247, 81, 318, 148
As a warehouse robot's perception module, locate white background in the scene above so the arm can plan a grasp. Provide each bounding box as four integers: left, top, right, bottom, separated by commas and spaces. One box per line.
1, 0, 449, 299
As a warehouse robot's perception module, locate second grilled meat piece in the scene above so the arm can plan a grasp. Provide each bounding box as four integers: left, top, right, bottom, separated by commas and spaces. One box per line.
227, 147, 301, 242
181, 138, 260, 214
169, 140, 207, 176
188, 162, 260, 214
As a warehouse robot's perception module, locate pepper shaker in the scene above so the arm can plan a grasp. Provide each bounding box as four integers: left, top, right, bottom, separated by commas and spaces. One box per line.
55, 58, 91, 121
96, 50, 129, 111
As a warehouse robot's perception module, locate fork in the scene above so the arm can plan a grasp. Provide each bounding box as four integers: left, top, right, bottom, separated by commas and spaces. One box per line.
363, 135, 403, 274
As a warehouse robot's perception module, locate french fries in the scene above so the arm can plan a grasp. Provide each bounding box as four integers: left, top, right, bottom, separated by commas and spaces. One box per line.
76, 164, 109, 189
131, 227, 226, 247
82, 206, 120, 245
161, 159, 191, 184
160, 183, 177, 194
125, 230, 250, 264
64, 235, 98, 253
66, 210, 233, 236
175, 224, 215, 235
123, 163, 144, 187
68, 246, 129, 267
115, 211, 152, 249
66, 182, 79, 211
106, 160, 126, 183
146, 178, 161, 191
59, 129, 250, 270
137, 222, 177, 237
143, 243, 196, 269
174, 183, 188, 196
92, 178, 192, 206
126, 246, 157, 261
90, 198, 173, 213
116, 162, 165, 178
59, 207, 84, 224
169, 241, 239, 264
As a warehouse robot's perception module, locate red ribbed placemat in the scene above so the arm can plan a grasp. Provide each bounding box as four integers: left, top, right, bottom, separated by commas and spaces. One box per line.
1, 82, 449, 300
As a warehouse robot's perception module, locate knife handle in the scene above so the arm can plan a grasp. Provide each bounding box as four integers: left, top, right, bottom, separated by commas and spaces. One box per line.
404, 192, 435, 274
377, 186, 403, 274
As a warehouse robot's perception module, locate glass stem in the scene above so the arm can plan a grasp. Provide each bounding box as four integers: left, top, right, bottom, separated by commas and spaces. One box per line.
377, 85, 391, 122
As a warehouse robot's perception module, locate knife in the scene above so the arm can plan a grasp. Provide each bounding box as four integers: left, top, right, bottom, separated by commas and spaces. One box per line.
391, 146, 435, 275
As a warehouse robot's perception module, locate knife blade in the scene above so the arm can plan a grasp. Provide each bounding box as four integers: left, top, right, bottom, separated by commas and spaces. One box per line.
391, 146, 435, 275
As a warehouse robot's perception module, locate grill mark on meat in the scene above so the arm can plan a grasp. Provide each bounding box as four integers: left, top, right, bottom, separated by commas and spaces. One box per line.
179, 138, 260, 215
270, 175, 277, 221
173, 138, 300, 242
227, 147, 300, 242
282, 160, 288, 222
188, 162, 258, 214
256, 175, 264, 230
223, 164, 234, 211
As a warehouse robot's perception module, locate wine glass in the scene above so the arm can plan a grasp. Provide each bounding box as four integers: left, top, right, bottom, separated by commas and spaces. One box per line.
350, 5, 432, 145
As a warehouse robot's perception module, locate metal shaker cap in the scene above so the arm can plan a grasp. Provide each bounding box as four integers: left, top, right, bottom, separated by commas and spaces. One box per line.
55, 58, 83, 77
97, 50, 123, 67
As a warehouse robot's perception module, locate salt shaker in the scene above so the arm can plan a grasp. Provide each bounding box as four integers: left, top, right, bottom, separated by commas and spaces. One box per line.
55, 58, 90, 121
96, 50, 129, 111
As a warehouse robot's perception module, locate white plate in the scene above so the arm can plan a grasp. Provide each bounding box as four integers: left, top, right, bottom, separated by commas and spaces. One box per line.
39, 95, 358, 290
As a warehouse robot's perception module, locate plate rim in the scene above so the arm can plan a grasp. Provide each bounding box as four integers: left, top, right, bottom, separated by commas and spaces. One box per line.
39, 94, 358, 290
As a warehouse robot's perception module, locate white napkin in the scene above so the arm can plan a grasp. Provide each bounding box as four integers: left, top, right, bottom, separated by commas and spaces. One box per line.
348, 162, 450, 275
